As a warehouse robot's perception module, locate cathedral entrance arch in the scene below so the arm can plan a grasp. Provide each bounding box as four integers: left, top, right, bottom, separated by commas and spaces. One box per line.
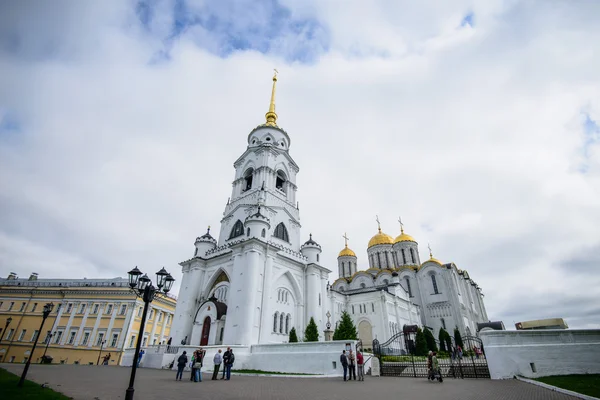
200, 316, 211, 346
358, 320, 373, 349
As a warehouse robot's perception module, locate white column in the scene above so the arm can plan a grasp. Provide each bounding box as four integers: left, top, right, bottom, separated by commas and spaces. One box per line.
60, 301, 80, 345
105, 303, 119, 347
117, 302, 136, 349
223, 250, 247, 344
258, 252, 274, 343
243, 248, 260, 344
50, 300, 67, 333
149, 307, 159, 344
88, 302, 105, 348
74, 302, 93, 345
171, 265, 202, 344
305, 265, 320, 327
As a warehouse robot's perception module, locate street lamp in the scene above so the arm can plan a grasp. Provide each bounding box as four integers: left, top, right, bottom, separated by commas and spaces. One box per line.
41, 331, 55, 363
96, 340, 106, 365
124, 266, 174, 400
1, 317, 13, 342
18, 303, 54, 387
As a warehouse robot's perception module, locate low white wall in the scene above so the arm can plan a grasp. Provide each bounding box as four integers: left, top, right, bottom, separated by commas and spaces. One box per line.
480, 329, 600, 379
122, 341, 360, 376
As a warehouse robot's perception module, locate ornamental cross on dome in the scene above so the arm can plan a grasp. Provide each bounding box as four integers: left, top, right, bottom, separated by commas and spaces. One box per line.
342, 232, 349, 247
375, 215, 381, 230
398, 216, 404, 233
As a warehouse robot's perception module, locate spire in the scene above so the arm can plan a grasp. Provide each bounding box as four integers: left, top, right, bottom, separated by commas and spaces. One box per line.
265, 69, 278, 126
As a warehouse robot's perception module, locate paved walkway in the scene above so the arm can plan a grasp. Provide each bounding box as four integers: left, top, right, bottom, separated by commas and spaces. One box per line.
2, 364, 579, 400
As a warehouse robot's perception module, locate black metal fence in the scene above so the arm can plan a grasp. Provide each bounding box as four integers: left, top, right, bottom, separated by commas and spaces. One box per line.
373, 332, 489, 379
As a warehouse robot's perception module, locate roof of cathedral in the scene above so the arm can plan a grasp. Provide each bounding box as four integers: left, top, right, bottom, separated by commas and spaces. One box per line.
196, 227, 216, 243
203, 295, 228, 320
338, 245, 356, 257
368, 228, 394, 248
393, 231, 416, 243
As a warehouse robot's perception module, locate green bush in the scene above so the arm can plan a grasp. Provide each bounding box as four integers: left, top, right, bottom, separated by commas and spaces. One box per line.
304, 317, 319, 342
289, 327, 298, 343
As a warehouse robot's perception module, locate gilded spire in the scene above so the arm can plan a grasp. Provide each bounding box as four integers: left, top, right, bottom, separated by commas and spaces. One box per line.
265, 69, 278, 126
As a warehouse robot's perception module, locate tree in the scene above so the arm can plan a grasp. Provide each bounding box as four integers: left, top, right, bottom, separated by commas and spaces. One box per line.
289, 327, 298, 343
423, 327, 438, 352
445, 331, 452, 353
332, 311, 357, 340
415, 328, 428, 356
454, 327, 464, 349
438, 328, 447, 352
304, 317, 319, 342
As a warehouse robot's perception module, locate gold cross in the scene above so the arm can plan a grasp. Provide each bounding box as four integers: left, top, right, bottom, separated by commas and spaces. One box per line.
398, 217, 404, 233
428, 243, 433, 258
375, 215, 381, 230
342, 232, 349, 247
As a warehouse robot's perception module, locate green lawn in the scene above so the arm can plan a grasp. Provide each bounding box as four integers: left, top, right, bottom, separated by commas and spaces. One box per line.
534, 374, 600, 398
233, 369, 318, 376
0, 368, 72, 400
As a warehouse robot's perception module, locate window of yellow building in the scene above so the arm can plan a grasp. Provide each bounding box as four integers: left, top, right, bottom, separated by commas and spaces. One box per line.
96, 332, 105, 346
66, 303, 73, 313
82, 331, 90, 345
8, 302, 14, 311
120, 304, 127, 315
54, 331, 63, 343
111, 333, 118, 347
7, 328, 14, 340
31, 302, 38, 312
79, 304, 86, 314
18, 329, 26, 341
19, 302, 26, 312
93, 304, 99, 314
106, 304, 113, 314
68, 331, 76, 344
31, 330, 39, 342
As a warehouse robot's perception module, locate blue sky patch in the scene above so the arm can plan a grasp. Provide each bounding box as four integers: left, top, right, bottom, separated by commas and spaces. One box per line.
579, 112, 599, 173
461, 12, 475, 28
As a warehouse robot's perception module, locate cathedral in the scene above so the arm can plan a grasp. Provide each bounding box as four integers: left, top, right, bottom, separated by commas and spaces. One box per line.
170, 73, 488, 348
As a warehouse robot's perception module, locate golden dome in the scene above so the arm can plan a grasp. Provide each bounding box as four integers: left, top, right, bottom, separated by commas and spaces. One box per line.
427, 257, 442, 265
394, 232, 416, 243
338, 245, 356, 257
368, 228, 394, 248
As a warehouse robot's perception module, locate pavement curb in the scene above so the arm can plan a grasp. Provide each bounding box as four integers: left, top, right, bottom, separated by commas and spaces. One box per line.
515, 376, 599, 400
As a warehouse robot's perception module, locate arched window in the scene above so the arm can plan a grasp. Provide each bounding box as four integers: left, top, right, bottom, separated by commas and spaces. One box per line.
318, 293, 321, 306
383, 279, 389, 285
273, 312, 279, 332
285, 314, 291, 334
279, 313, 284, 333
247, 227, 250, 236
274, 223, 289, 242
276, 170, 287, 193
261, 228, 266, 238
401, 249, 406, 264
352, 305, 355, 314
243, 168, 254, 191
405, 277, 412, 297
392, 252, 398, 267
431, 274, 439, 294
341, 262, 345, 276
360, 282, 366, 289
317, 254, 320, 262
228, 220, 244, 239
441, 318, 446, 330
410, 248, 416, 264
194, 248, 198, 256
377, 253, 382, 268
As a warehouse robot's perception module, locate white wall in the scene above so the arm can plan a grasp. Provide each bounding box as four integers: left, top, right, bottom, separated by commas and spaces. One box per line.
480, 329, 600, 379
122, 340, 360, 376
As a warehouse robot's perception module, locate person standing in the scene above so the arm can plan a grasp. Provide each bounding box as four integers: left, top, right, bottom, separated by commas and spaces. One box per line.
190, 350, 198, 381
225, 348, 235, 380
340, 350, 348, 381
137, 349, 145, 367
176, 351, 188, 381
348, 350, 356, 381
356, 351, 364, 381
212, 349, 222, 380
221, 347, 231, 379
167, 337, 172, 351
194, 349, 205, 382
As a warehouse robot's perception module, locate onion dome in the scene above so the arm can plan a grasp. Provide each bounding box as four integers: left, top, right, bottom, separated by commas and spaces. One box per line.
195, 227, 217, 245
338, 245, 356, 257
368, 227, 394, 248
301, 233, 321, 249
245, 205, 270, 224
394, 227, 416, 243
425, 245, 442, 265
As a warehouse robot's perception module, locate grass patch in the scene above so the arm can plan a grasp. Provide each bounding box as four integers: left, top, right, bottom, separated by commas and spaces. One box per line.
233, 369, 318, 376
0, 368, 72, 400
534, 374, 600, 398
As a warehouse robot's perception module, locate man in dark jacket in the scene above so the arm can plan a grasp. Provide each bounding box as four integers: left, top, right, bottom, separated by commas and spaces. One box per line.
225, 348, 235, 380
221, 347, 231, 379
176, 351, 188, 381
340, 350, 349, 381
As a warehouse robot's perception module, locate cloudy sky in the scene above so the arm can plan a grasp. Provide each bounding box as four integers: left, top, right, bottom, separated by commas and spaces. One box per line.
1, 0, 599, 329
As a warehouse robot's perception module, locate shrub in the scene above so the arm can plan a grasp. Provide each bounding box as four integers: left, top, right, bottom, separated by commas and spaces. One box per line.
289, 327, 298, 343
333, 311, 357, 340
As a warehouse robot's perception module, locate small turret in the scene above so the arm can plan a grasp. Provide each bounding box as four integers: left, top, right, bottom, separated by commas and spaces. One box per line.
244, 205, 271, 240
338, 233, 357, 278
194, 227, 217, 257
300, 234, 322, 263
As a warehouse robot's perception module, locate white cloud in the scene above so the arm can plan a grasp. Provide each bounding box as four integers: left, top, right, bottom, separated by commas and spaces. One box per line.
0, 0, 599, 328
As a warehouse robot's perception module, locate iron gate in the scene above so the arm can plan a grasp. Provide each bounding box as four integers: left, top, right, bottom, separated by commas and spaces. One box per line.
373, 332, 489, 379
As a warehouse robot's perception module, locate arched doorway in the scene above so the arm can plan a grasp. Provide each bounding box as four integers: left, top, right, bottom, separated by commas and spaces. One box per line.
358, 320, 373, 349
200, 316, 211, 346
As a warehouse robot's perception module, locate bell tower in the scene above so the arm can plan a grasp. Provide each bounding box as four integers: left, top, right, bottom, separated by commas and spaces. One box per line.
217, 72, 302, 251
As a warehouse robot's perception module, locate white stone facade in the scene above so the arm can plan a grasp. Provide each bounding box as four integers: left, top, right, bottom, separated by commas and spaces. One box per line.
171, 78, 489, 349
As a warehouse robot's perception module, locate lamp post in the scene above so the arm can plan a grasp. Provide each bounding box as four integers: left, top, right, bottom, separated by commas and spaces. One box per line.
41, 331, 54, 363
124, 266, 174, 400
96, 340, 106, 365
1, 317, 13, 342
18, 303, 54, 387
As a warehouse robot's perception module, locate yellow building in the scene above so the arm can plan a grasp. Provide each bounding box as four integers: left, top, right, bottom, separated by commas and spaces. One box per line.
0, 272, 177, 366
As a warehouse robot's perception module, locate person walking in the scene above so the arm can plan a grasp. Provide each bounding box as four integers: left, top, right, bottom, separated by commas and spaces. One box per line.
212, 349, 222, 380
167, 337, 172, 351
340, 350, 349, 381
176, 351, 188, 381
137, 349, 145, 367
348, 350, 356, 381
225, 348, 235, 380
356, 351, 364, 381
221, 347, 231, 379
